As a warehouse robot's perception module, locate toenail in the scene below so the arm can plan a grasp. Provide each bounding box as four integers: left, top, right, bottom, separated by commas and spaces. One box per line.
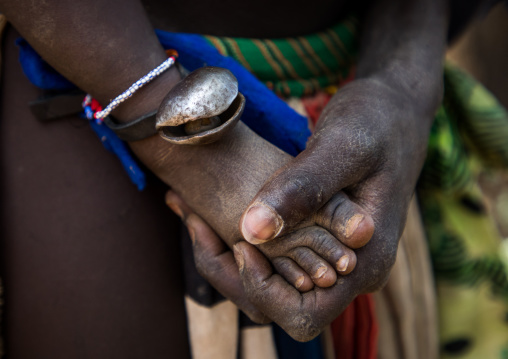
167, 202, 184, 219
337, 255, 350, 272
241, 204, 283, 244
313, 266, 328, 279
233, 245, 245, 274
295, 276, 305, 289
344, 214, 364, 238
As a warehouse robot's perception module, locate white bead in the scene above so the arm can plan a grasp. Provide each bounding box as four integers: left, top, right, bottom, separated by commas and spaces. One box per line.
91, 57, 175, 120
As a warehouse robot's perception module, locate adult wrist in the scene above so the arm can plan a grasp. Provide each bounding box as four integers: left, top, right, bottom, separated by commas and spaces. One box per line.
366, 65, 444, 119
109, 65, 182, 124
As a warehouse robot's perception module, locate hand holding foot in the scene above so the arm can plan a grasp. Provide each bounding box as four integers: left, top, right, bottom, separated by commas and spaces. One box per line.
154, 121, 368, 293
169, 193, 375, 342
167, 189, 357, 293
241, 77, 438, 294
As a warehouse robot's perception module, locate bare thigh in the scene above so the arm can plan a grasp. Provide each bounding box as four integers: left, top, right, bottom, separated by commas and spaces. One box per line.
0, 27, 190, 359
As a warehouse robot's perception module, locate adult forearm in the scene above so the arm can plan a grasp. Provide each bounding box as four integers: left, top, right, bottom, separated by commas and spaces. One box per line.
130, 122, 291, 244
0, 0, 285, 245
0, 0, 181, 122
357, 0, 448, 116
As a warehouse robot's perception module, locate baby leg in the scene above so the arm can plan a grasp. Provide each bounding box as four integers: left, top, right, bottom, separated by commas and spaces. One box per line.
147, 122, 373, 291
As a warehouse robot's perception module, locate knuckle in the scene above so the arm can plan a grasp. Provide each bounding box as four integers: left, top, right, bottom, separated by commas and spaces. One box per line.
284, 313, 322, 342
320, 192, 347, 217
193, 252, 209, 278
348, 126, 384, 165
363, 248, 397, 292
274, 173, 325, 215
244, 276, 270, 298
280, 291, 324, 342
194, 251, 231, 281
256, 241, 278, 257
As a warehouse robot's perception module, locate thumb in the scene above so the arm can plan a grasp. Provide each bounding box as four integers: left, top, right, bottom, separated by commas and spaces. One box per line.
233, 241, 323, 342
239, 148, 361, 245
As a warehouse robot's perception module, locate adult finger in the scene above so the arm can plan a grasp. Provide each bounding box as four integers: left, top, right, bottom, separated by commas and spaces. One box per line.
166, 190, 270, 323
165, 190, 195, 221
234, 209, 396, 343
233, 241, 354, 342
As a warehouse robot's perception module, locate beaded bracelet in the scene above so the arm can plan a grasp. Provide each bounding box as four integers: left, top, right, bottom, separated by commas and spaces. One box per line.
92, 54, 177, 121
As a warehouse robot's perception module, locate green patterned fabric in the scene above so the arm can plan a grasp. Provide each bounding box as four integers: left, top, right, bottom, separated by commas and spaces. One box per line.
420, 63, 508, 192
419, 63, 508, 359
205, 17, 508, 359
204, 17, 358, 97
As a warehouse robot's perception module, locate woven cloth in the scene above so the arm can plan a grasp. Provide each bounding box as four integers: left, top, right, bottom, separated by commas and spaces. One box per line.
203, 17, 358, 97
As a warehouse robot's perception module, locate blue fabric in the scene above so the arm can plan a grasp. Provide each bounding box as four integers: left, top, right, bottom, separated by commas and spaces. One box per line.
17, 38, 147, 190
155, 30, 311, 156
16, 38, 76, 90
272, 325, 324, 359
16, 32, 311, 157
87, 116, 146, 191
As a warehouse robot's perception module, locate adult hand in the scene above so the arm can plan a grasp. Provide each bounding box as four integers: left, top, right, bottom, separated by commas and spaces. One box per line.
166, 190, 270, 324
166, 182, 380, 342
166, 189, 354, 341
239, 0, 447, 301
240, 77, 438, 298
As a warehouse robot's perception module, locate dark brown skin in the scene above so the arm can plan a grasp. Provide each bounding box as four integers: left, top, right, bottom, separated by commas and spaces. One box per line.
170, 0, 449, 341
138, 122, 366, 291
0, 0, 370, 292
166, 0, 451, 342
0, 0, 490, 345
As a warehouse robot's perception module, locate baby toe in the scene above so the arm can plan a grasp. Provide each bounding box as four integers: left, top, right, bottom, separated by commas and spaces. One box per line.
272, 257, 314, 292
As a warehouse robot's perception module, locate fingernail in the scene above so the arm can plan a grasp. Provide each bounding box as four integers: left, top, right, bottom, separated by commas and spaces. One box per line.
344, 214, 364, 238
167, 202, 184, 219
241, 204, 283, 244
295, 276, 305, 289
336, 255, 350, 272
313, 266, 328, 279
188, 226, 196, 245
233, 244, 245, 274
